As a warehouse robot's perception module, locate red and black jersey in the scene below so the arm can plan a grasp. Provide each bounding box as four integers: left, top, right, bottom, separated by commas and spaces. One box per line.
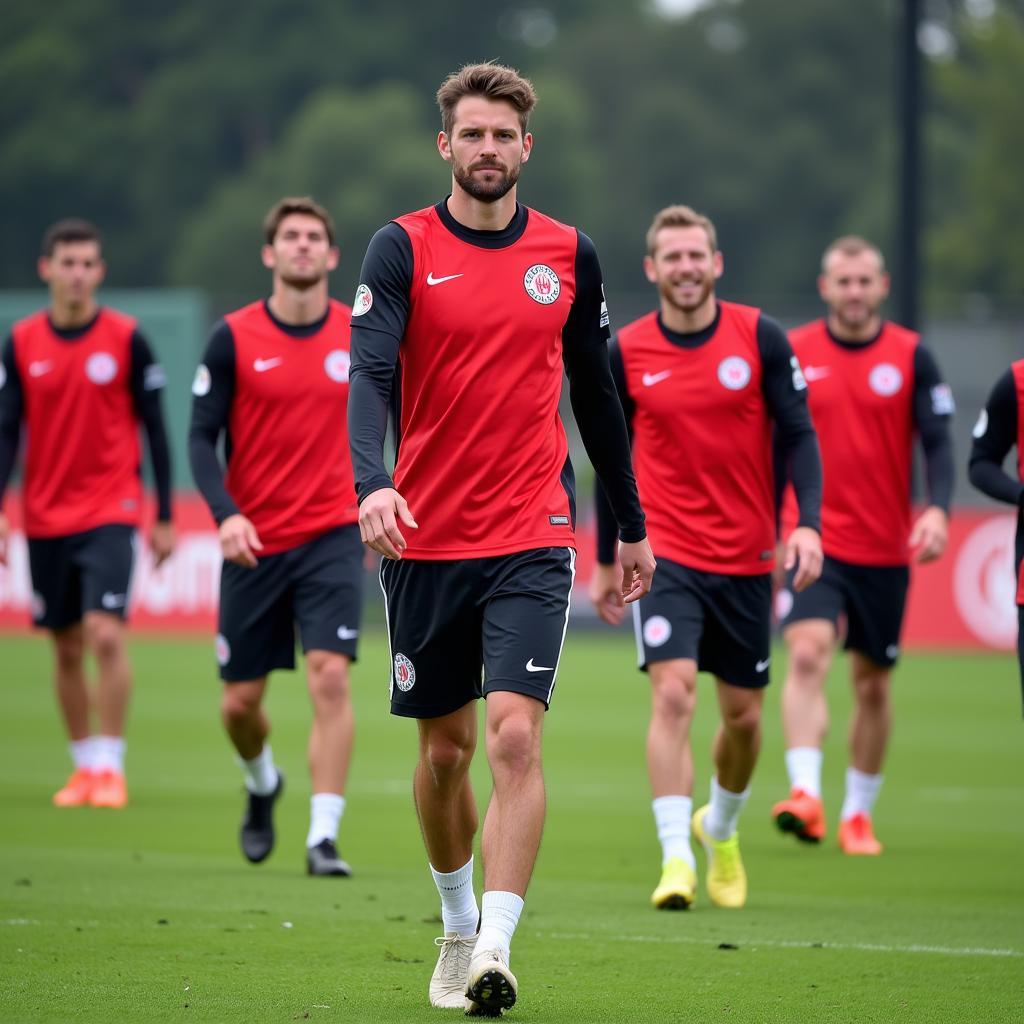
5, 308, 145, 537
348, 200, 644, 560
188, 299, 358, 555
783, 319, 954, 567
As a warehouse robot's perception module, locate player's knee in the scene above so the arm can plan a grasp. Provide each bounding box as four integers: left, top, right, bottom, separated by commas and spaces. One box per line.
787, 639, 828, 684
854, 672, 889, 710
53, 629, 85, 671
721, 699, 762, 739
651, 670, 696, 723
85, 617, 123, 664
221, 685, 262, 724
307, 653, 350, 708
423, 731, 473, 777
488, 712, 540, 776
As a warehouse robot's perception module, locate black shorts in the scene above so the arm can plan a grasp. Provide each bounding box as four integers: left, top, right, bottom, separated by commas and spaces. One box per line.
27, 524, 135, 630
379, 547, 576, 718
632, 558, 772, 689
217, 524, 365, 682
778, 555, 910, 668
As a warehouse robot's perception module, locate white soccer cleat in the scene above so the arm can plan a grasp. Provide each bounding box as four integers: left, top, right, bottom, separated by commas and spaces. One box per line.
464, 946, 517, 1016
429, 933, 476, 1009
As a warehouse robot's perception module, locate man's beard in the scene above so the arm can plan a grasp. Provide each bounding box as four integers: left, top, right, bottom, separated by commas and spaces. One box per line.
278, 269, 323, 291
662, 275, 714, 314
833, 303, 878, 333
452, 159, 520, 203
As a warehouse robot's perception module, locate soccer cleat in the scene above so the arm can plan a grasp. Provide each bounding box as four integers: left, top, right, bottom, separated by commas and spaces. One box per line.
692, 804, 747, 908
838, 813, 883, 856
88, 769, 128, 809
429, 932, 476, 1009
53, 768, 95, 808
306, 838, 352, 877
651, 856, 697, 910
240, 772, 284, 863
772, 788, 826, 843
465, 946, 517, 1016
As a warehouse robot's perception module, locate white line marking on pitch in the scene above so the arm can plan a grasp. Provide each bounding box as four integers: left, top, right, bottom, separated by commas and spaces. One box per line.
537, 930, 1022, 959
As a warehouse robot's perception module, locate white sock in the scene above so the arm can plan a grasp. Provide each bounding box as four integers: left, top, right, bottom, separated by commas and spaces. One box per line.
307, 793, 345, 848
70, 737, 95, 771
430, 858, 479, 938
476, 891, 524, 956
92, 735, 125, 774
238, 744, 278, 796
704, 777, 750, 842
785, 747, 823, 798
841, 767, 883, 820
652, 795, 696, 868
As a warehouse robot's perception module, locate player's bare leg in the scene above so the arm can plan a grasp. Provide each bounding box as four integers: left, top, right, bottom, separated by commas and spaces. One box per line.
774, 620, 835, 842
305, 650, 354, 875
221, 679, 269, 760
50, 624, 95, 806
647, 659, 698, 909
712, 682, 763, 795
82, 611, 130, 807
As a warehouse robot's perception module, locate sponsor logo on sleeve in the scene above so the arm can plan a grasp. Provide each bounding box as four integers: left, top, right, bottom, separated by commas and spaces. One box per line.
972, 409, 988, 439
192, 364, 212, 397
599, 283, 610, 328
0, 362, 5, 390
523, 264, 560, 304
930, 383, 955, 416
393, 653, 416, 692
85, 352, 118, 385
352, 284, 373, 317
790, 356, 807, 391
143, 364, 167, 391
868, 363, 903, 397
717, 356, 752, 391
324, 349, 350, 383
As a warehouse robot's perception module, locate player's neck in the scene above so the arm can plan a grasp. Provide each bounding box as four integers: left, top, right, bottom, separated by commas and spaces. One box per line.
826, 312, 883, 343
445, 186, 518, 232
660, 295, 717, 334
268, 282, 330, 326
49, 298, 98, 330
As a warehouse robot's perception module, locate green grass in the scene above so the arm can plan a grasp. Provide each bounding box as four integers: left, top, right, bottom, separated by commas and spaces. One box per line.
1, 630, 1022, 1023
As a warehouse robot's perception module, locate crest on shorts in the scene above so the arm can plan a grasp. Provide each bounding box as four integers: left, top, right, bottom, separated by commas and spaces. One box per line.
643, 615, 672, 648
394, 652, 416, 692
85, 352, 118, 385
215, 633, 231, 667
31, 591, 46, 621
324, 349, 350, 383
717, 356, 751, 391
523, 264, 560, 305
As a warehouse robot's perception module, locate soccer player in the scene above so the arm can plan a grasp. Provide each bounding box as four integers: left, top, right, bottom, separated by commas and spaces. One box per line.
772, 236, 954, 854
591, 204, 823, 912
968, 365, 1024, 713
188, 197, 362, 877
348, 63, 654, 1015
0, 218, 174, 809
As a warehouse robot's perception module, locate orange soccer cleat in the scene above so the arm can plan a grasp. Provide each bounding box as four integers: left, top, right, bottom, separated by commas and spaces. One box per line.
838, 813, 882, 855
89, 770, 128, 809
772, 788, 826, 843
53, 768, 96, 808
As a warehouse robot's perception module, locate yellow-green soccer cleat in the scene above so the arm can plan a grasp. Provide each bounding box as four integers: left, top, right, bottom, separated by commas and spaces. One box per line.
692, 804, 747, 908
651, 857, 697, 910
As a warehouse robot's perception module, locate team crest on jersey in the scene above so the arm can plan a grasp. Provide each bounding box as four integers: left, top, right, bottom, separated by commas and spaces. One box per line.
643, 615, 672, 648
192, 364, 212, 397
85, 352, 118, 385
324, 349, 350, 383
869, 363, 903, 397
523, 264, 560, 305
352, 284, 373, 316
215, 633, 231, 667
717, 356, 751, 391
394, 653, 416, 692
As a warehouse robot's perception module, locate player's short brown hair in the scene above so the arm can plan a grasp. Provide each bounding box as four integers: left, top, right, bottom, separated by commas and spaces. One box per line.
646, 205, 718, 256
263, 197, 336, 246
821, 235, 886, 273
41, 219, 101, 258
436, 62, 538, 137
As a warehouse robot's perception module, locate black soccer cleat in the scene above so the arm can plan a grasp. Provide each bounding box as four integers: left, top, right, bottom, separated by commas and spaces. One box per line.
306, 838, 352, 877
240, 772, 284, 863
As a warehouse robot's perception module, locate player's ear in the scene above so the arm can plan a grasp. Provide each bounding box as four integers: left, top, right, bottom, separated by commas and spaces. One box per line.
712, 249, 724, 279
520, 131, 533, 163
879, 271, 891, 299
37, 257, 51, 285
643, 255, 658, 284
437, 131, 452, 162
261, 244, 276, 271
816, 274, 829, 302
327, 246, 340, 272
95, 258, 107, 286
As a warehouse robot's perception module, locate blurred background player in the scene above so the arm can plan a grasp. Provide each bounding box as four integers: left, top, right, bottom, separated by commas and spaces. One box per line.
349, 63, 654, 1014
773, 236, 955, 855
188, 197, 362, 877
591, 204, 822, 911
0, 218, 174, 808
968, 363, 1024, 714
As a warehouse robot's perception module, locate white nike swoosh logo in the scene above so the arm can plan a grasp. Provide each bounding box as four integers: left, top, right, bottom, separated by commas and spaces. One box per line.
29, 361, 54, 377
526, 658, 554, 673
642, 370, 672, 387
101, 592, 126, 609
337, 626, 359, 640
802, 366, 830, 382
426, 273, 464, 286
755, 658, 771, 673
254, 357, 283, 372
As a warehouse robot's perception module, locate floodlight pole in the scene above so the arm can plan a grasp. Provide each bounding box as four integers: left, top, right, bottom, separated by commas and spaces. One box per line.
897, 0, 922, 330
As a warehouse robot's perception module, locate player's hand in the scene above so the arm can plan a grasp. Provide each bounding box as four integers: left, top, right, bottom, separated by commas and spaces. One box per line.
590, 561, 626, 626
619, 538, 656, 605
149, 520, 176, 569
0, 512, 9, 567
910, 506, 948, 563
219, 514, 263, 568
359, 487, 418, 560
784, 526, 823, 592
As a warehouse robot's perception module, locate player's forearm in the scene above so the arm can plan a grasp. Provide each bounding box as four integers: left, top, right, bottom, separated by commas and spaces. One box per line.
781, 427, 823, 533
143, 413, 173, 521
968, 454, 1023, 506
921, 431, 955, 513
187, 431, 239, 524
594, 479, 621, 565
347, 361, 395, 503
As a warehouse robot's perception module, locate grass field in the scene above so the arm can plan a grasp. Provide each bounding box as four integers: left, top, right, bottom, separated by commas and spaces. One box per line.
1, 630, 1022, 1023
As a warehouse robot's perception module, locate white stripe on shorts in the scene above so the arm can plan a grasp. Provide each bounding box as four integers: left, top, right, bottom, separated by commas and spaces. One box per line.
547, 547, 577, 704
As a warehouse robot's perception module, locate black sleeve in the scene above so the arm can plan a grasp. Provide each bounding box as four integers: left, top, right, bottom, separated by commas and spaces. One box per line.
594, 340, 635, 564
968, 369, 1023, 506
129, 330, 172, 522
187, 322, 240, 524
759, 315, 822, 533
563, 232, 645, 547
912, 345, 955, 513
347, 222, 412, 502
0, 335, 23, 501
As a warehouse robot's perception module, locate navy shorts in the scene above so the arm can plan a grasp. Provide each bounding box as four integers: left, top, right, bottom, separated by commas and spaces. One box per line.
632, 557, 772, 689
778, 555, 910, 668
27, 524, 135, 630
217, 525, 365, 682
379, 547, 576, 718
